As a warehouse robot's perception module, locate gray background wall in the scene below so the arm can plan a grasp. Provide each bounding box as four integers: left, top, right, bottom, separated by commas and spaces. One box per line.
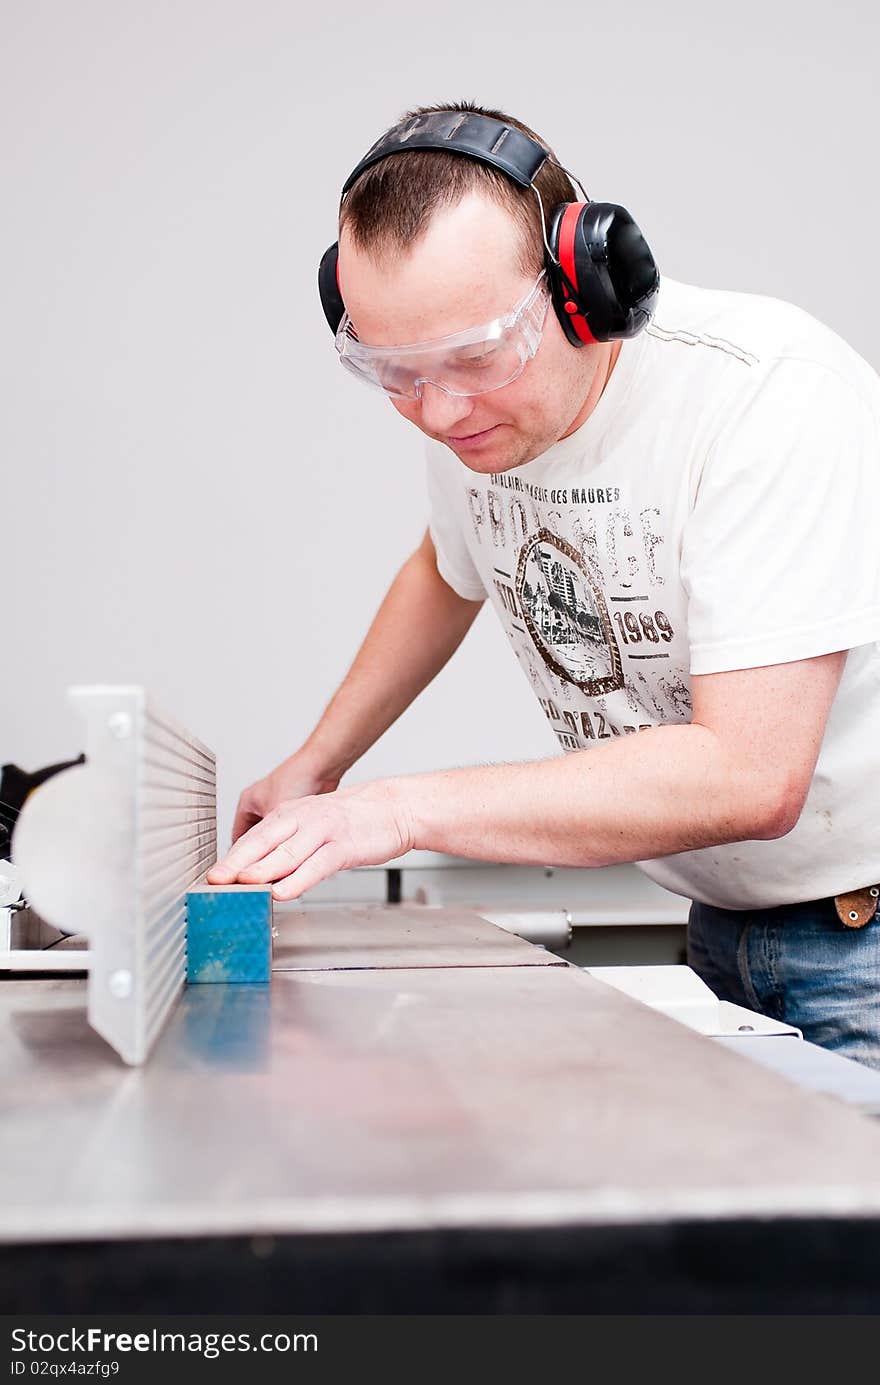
3, 0, 878, 858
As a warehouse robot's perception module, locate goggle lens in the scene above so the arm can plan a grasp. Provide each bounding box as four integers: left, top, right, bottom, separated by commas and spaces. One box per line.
342, 336, 528, 399
336, 273, 550, 400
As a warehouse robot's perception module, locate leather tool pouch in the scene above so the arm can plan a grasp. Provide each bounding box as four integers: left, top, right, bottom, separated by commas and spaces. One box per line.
834, 886, 880, 929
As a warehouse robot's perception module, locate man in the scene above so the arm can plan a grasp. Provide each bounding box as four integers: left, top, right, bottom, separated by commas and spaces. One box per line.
208, 102, 880, 1068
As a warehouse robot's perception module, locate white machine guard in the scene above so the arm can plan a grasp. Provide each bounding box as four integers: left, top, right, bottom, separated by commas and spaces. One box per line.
12, 686, 216, 1065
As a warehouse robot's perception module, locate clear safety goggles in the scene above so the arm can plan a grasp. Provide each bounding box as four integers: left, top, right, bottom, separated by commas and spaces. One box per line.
334, 271, 551, 399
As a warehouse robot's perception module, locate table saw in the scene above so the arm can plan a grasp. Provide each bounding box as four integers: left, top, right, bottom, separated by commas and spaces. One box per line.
5, 901, 880, 1312
4, 688, 880, 1313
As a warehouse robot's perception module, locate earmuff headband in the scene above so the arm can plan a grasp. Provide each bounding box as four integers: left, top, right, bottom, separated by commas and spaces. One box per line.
341, 111, 548, 196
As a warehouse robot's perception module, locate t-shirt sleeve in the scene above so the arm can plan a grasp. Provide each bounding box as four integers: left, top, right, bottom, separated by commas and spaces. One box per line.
424, 441, 487, 601
681, 359, 880, 675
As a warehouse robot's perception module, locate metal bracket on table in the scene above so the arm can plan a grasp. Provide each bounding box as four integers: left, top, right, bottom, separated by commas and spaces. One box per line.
0, 898, 90, 973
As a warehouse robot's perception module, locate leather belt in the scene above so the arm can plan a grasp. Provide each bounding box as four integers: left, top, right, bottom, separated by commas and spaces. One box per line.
834, 885, 880, 929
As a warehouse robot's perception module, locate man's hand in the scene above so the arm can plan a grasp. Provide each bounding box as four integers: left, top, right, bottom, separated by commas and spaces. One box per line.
206, 780, 415, 900
229, 752, 342, 845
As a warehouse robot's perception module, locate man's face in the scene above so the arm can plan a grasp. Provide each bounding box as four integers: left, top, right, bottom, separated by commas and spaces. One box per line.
337, 191, 618, 474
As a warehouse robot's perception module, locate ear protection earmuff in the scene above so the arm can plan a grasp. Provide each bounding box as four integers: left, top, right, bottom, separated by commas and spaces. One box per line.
319, 110, 659, 347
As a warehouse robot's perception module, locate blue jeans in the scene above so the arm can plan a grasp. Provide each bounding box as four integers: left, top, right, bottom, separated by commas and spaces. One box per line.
687, 897, 880, 1071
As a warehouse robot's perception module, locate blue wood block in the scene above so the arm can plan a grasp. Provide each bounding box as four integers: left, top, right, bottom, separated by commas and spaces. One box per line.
185, 885, 273, 984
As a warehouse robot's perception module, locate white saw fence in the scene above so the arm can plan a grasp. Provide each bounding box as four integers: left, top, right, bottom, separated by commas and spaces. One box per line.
12, 686, 216, 1064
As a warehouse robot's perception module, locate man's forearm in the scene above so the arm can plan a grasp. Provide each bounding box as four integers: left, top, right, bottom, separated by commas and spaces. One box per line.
211, 654, 838, 898
303, 532, 483, 779
392, 723, 794, 867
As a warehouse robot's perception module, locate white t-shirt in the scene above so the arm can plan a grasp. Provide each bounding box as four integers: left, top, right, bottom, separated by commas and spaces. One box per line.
425, 276, 880, 910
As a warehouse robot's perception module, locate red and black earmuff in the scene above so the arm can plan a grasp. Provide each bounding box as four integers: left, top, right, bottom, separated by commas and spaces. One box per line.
319, 110, 659, 348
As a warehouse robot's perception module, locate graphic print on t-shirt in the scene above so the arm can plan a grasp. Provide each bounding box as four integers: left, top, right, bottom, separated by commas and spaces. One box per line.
460, 475, 692, 742
515, 528, 624, 696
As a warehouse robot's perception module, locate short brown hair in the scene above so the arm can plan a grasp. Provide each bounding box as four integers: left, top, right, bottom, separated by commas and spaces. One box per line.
338, 101, 577, 276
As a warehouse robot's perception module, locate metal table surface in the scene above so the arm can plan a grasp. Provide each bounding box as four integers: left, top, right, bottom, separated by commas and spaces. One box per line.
4, 904, 880, 1311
